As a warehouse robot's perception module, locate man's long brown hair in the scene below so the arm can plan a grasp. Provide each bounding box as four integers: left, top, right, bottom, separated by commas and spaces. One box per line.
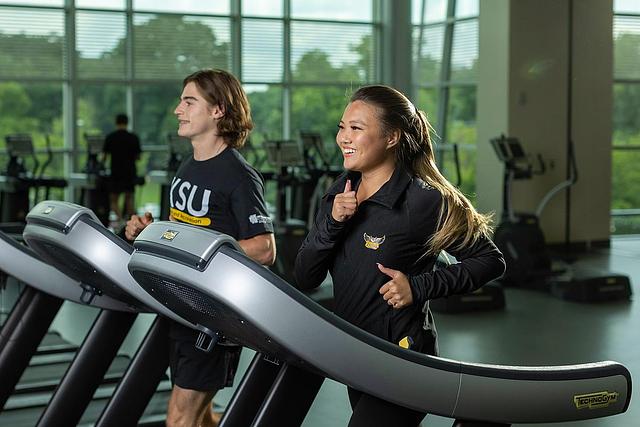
350, 85, 492, 255
183, 69, 253, 149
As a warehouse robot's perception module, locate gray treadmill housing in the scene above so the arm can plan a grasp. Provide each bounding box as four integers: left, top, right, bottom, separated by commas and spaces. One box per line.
0, 230, 131, 311
128, 222, 631, 424
22, 201, 198, 329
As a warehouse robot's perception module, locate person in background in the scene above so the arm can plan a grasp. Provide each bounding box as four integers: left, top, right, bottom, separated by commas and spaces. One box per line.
294, 85, 506, 427
125, 69, 276, 427
103, 113, 141, 221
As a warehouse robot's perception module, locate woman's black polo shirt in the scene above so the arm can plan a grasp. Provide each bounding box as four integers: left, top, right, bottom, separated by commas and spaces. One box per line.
295, 167, 505, 352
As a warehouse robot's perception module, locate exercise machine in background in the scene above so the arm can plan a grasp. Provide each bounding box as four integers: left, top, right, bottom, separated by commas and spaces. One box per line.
262, 133, 342, 288
67, 133, 111, 225
262, 139, 309, 285
146, 132, 192, 220
239, 137, 268, 171
0, 134, 67, 223
490, 134, 631, 303
430, 142, 506, 313
299, 131, 342, 227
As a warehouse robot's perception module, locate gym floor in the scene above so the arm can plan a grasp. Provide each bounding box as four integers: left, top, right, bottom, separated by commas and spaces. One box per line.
215, 236, 639, 427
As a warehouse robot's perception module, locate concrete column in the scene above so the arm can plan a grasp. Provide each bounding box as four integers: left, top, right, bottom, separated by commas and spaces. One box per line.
381, 0, 412, 95
477, 0, 613, 245
571, 0, 613, 244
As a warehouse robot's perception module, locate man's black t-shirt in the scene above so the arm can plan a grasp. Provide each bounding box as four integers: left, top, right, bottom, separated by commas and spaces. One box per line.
103, 129, 141, 181
168, 147, 274, 338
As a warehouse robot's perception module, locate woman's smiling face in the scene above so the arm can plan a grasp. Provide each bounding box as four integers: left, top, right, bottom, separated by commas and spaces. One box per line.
336, 100, 394, 173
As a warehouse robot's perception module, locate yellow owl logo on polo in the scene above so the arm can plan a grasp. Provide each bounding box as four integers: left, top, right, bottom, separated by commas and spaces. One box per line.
363, 233, 385, 250
170, 177, 212, 226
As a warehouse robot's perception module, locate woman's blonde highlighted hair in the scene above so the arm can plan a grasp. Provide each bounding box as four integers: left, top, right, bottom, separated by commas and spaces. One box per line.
350, 85, 492, 255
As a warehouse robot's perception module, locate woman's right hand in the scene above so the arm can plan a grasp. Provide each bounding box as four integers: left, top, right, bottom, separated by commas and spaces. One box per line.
125, 212, 154, 240
331, 179, 358, 222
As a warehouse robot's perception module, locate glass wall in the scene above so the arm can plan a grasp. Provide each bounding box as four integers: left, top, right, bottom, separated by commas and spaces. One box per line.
0, 0, 380, 213
412, 0, 478, 198
0, 5, 66, 180
612, 0, 640, 234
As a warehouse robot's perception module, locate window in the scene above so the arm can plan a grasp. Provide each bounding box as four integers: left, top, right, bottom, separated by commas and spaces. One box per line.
76, 11, 127, 78
246, 84, 283, 143
76, 0, 125, 9
0, 0, 380, 216
132, 0, 229, 15
287, 8, 378, 163
612, 1, 640, 234
0, 7, 66, 79
242, 19, 284, 83
0, 81, 64, 189
412, 0, 479, 198
133, 14, 231, 80
0, 5, 65, 177
242, 0, 282, 18
132, 83, 182, 147
1, 0, 62, 5
290, 0, 372, 22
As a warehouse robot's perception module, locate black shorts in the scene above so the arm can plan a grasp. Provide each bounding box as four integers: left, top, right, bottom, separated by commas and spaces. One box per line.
169, 335, 242, 392
108, 177, 135, 194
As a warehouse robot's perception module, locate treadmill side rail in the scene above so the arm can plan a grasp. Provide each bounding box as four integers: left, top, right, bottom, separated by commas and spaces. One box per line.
0, 230, 130, 311
22, 201, 199, 326
26, 200, 100, 233
127, 221, 632, 424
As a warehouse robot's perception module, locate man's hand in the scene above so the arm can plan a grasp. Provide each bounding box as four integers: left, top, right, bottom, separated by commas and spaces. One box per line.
331, 179, 358, 222
125, 212, 154, 240
378, 263, 413, 310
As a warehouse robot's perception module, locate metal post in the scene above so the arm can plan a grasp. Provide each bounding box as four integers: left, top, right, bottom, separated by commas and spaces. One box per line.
219, 352, 281, 427
95, 316, 169, 427
252, 362, 324, 426
0, 288, 63, 410
36, 309, 137, 427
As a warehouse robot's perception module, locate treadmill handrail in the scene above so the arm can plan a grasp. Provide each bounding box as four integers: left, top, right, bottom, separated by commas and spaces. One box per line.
22, 201, 200, 327
25, 200, 101, 234
218, 246, 629, 382
0, 230, 133, 311
126, 222, 631, 423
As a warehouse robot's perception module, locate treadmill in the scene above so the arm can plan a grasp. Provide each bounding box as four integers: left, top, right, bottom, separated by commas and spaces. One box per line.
0, 229, 130, 410
20, 200, 200, 426
127, 222, 631, 426
490, 135, 631, 302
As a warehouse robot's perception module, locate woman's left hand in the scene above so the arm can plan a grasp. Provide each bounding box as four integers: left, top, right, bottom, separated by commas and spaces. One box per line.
377, 263, 413, 309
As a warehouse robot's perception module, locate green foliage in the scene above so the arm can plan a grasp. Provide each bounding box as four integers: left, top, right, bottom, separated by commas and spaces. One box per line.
441, 121, 477, 199
0, 82, 37, 140
248, 87, 283, 142
613, 83, 640, 139
414, 54, 441, 83
614, 32, 640, 81
133, 83, 183, 146
611, 31, 640, 220
0, 81, 63, 174
0, 34, 65, 78
611, 139, 640, 210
